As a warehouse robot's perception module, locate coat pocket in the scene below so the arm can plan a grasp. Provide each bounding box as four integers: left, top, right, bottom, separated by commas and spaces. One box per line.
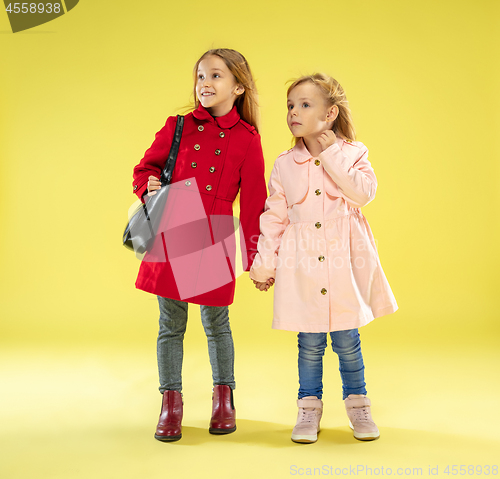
280, 161, 309, 206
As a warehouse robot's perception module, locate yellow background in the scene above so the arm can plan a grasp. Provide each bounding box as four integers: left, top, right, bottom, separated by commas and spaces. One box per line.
1, 1, 499, 478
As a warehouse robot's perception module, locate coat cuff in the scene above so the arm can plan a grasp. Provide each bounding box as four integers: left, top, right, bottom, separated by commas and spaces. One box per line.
133, 180, 149, 203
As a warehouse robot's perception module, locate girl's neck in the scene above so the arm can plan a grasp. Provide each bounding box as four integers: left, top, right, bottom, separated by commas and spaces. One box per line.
206, 104, 234, 118
303, 137, 323, 158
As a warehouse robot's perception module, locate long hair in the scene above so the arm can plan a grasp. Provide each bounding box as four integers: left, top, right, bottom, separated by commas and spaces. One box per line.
287, 73, 355, 144
192, 49, 260, 132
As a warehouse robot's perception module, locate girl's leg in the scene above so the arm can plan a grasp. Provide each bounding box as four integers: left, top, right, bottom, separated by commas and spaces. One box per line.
157, 296, 188, 393
330, 328, 367, 400
298, 332, 328, 399
199, 305, 235, 389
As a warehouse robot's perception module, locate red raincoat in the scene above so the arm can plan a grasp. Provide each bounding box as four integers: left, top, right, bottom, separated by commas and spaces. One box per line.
132, 104, 267, 306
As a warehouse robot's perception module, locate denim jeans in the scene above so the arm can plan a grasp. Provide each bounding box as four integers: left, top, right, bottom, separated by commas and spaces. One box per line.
298, 329, 367, 400
157, 296, 235, 393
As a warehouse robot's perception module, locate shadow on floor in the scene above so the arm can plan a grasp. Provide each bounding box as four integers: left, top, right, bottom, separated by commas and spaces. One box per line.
165, 419, 355, 447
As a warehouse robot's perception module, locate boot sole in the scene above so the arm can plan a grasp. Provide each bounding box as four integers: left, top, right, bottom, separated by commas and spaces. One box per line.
154, 433, 182, 442
209, 426, 236, 435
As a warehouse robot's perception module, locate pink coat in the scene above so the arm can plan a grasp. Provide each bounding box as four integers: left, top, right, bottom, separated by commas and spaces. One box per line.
249, 137, 398, 332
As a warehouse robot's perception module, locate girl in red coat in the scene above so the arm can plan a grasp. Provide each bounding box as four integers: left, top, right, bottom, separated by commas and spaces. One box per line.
132, 49, 267, 442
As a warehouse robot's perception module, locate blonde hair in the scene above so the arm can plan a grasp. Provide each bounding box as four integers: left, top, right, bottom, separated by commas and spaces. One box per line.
287, 73, 355, 144
192, 49, 260, 133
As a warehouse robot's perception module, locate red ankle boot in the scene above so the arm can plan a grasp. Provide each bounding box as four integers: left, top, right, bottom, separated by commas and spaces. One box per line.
154, 390, 183, 442
209, 385, 236, 434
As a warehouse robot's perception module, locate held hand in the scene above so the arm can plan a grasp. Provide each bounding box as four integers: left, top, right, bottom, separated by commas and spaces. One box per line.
252, 278, 275, 292
147, 176, 161, 196
317, 130, 337, 152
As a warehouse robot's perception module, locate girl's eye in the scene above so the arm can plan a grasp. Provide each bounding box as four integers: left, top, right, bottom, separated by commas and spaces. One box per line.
303, 103, 310, 108
213, 74, 220, 78
198, 74, 204, 80
287, 104, 293, 110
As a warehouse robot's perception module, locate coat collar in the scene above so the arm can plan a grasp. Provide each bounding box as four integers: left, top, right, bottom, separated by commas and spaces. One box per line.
192, 103, 240, 129
293, 137, 344, 163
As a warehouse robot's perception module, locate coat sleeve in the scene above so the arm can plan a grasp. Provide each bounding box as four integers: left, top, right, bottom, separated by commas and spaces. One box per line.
239, 134, 268, 271
132, 116, 176, 203
249, 159, 290, 282
320, 142, 377, 208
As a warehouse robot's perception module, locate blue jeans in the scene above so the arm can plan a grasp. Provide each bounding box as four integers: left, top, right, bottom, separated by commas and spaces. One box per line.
298, 329, 367, 400
157, 296, 235, 393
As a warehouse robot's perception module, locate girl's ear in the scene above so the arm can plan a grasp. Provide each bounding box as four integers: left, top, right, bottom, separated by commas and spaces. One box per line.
234, 85, 245, 96
326, 105, 339, 122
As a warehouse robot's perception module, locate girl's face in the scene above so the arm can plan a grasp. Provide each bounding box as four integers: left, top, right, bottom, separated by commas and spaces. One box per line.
196, 55, 244, 117
287, 82, 337, 141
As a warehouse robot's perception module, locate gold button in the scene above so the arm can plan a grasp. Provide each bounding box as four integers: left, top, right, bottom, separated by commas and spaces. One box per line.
198, 125, 204, 132
133, 185, 138, 191
185, 180, 191, 186
206, 185, 212, 191
315, 222, 321, 229
209, 166, 215, 173
318, 256, 325, 262
321, 288, 327, 295
194, 144, 200, 151
215, 149, 221, 155
219, 132, 225, 138
315, 189, 321, 196
346, 139, 352, 143
314, 159, 321, 166
191, 162, 197, 168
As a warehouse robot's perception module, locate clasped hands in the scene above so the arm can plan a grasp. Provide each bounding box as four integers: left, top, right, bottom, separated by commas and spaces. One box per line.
252, 278, 275, 292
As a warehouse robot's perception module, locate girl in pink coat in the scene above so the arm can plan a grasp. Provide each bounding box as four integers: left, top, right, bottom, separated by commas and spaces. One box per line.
250, 73, 398, 444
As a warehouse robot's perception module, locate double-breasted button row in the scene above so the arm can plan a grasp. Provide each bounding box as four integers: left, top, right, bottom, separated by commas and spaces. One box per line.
197, 124, 225, 137
186, 180, 212, 191
197, 124, 225, 138
193, 144, 222, 156
191, 162, 215, 174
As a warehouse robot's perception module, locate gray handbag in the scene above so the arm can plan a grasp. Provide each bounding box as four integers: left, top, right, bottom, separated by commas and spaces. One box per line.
122, 115, 184, 253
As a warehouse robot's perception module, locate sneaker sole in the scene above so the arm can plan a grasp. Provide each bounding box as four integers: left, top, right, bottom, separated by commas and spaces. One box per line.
291, 429, 320, 444
348, 421, 380, 441
291, 435, 317, 443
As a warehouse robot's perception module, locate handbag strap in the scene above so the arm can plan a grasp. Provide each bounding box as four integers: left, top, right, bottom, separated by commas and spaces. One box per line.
160, 115, 184, 186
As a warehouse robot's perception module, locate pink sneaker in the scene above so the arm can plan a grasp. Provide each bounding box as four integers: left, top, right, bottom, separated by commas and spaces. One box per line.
291, 396, 323, 443
344, 394, 380, 441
